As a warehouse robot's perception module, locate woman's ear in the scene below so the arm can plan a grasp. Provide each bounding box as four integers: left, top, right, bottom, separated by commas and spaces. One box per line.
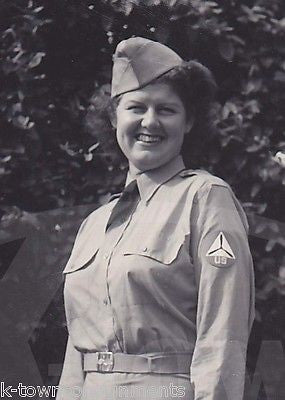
109, 96, 121, 129
185, 114, 194, 135
110, 109, 117, 129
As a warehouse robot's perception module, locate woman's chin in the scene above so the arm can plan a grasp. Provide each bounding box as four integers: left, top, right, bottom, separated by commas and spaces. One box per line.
129, 155, 171, 173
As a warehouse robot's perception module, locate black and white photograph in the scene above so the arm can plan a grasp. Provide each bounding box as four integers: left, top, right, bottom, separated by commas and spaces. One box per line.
0, 1, 285, 399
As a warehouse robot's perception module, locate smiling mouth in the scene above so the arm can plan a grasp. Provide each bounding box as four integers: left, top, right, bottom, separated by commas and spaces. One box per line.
136, 134, 163, 143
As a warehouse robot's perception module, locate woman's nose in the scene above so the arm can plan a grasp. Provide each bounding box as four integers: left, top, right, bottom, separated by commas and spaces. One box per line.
141, 108, 159, 129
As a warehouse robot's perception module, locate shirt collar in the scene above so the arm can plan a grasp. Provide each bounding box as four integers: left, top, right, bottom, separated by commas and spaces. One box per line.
125, 155, 185, 203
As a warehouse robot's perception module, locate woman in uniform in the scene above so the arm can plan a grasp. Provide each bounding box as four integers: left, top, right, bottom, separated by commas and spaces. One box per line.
57, 37, 255, 400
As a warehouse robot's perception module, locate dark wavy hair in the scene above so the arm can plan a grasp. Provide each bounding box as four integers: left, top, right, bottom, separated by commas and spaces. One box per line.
86, 60, 217, 169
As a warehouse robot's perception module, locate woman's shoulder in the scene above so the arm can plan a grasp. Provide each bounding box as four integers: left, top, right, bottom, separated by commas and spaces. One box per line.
179, 168, 248, 227
78, 197, 119, 234
178, 168, 230, 192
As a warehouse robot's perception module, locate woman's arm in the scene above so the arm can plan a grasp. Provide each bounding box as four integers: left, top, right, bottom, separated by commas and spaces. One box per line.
56, 335, 85, 400
190, 183, 255, 400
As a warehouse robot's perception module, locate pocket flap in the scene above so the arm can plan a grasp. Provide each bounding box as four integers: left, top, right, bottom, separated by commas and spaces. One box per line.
63, 246, 99, 273
63, 225, 101, 274
62, 205, 110, 273
123, 231, 185, 265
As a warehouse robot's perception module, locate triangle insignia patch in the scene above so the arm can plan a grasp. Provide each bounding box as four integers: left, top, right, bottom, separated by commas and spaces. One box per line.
206, 232, 236, 267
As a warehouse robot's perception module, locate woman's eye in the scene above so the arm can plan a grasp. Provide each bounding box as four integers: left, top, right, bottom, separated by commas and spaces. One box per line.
127, 105, 144, 112
159, 107, 175, 114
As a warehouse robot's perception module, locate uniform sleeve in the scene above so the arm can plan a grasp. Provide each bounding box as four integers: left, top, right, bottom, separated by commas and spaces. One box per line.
57, 219, 88, 400
56, 335, 85, 400
190, 183, 255, 400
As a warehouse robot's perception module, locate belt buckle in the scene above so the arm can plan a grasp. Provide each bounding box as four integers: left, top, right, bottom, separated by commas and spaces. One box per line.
97, 352, 114, 372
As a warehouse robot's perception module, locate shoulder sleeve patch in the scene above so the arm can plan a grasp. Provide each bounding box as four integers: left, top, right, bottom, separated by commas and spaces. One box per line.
205, 231, 236, 268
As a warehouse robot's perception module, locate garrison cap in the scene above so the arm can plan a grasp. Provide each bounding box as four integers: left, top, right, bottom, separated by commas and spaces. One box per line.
111, 37, 183, 98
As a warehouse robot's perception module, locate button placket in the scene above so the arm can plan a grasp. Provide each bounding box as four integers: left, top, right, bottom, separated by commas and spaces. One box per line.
103, 198, 142, 351
104, 220, 132, 352
103, 251, 112, 306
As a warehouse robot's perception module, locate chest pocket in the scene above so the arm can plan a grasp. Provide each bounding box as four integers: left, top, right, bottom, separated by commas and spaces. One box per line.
62, 204, 112, 274
63, 226, 102, 274
62, 239, 101, 321
123, 228, 187, 265
63, 246, 100, 274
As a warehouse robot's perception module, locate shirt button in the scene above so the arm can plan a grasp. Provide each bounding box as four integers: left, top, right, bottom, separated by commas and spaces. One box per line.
142, 247, 147, 252
103, 254, 108, 260
103, 298, 109, 306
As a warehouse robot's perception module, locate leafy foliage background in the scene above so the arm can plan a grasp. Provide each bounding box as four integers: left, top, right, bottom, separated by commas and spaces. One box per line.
0, 0, 285, 397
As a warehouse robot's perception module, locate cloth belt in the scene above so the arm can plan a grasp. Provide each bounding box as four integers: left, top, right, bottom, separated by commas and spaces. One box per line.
83, 352, 192, 374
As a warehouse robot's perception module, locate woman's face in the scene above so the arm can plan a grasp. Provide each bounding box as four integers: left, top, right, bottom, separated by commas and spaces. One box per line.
114, 83, 192, 173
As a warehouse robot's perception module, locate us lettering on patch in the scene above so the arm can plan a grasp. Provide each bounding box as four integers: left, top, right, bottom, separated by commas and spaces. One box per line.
206, 231, 236, 268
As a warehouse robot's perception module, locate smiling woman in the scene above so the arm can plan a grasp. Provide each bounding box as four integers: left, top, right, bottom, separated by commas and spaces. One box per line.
114, 83, 192, 174
57, 37, 255, 400
87, 46, 217, 172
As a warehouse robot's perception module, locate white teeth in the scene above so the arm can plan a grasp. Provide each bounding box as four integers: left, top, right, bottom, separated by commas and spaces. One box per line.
137, 134, 162, 143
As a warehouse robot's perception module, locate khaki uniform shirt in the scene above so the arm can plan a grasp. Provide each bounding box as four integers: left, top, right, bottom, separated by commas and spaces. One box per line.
59, 156, 255, 400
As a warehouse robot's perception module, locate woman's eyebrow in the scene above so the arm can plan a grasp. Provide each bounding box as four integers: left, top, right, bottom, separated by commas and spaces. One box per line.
123, 99, 180, 108
124, 100, 145, 105
159, 102, 179, 107
126, 100, 179, 105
